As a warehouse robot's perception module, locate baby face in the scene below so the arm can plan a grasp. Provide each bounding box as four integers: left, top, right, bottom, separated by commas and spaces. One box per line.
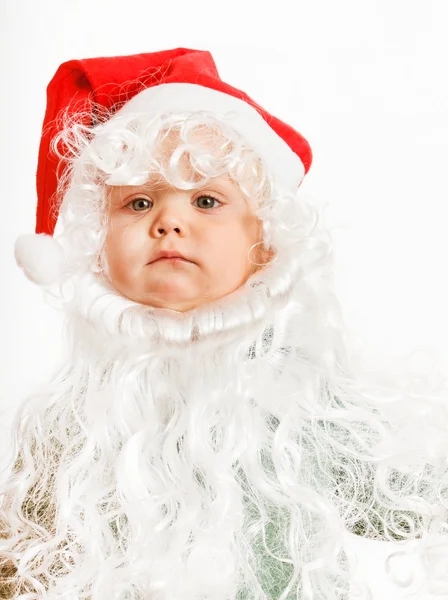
104, 150, 272, 311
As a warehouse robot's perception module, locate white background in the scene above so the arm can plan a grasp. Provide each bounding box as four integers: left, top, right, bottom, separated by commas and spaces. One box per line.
1, 1, 448, 598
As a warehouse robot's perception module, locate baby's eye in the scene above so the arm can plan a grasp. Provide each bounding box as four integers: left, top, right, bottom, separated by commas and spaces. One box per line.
128, 197, 152, 211
194, 195, 222, 210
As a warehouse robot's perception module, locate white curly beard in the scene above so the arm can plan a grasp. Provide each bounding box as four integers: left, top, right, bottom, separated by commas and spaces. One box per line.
54, 256, 344, 599
4, 249, 448, 599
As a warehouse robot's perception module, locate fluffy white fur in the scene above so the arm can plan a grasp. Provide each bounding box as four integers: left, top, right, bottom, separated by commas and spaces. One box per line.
1, 109, 448, 599
14, 234, 65, 286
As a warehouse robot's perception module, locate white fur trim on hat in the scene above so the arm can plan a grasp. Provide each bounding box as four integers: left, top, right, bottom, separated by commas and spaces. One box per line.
14, 233, 65, 286
116, 83, 305, 192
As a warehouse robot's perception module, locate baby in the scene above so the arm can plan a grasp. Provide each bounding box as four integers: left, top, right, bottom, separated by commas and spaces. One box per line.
1, 48, 447, 599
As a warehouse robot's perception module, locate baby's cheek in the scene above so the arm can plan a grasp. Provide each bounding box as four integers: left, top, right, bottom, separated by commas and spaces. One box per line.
104, 235, 127, 278
107, 229, 133, 261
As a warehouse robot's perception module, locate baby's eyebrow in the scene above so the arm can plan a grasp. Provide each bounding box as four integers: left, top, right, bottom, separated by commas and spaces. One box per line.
108, 176, 240, 204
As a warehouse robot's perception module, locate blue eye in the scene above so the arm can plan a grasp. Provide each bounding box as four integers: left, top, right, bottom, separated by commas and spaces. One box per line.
129, 198, 152, 211
194, 195, 222, 209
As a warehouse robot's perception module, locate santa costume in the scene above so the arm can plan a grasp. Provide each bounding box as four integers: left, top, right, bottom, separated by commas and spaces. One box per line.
2, 48, 448, 599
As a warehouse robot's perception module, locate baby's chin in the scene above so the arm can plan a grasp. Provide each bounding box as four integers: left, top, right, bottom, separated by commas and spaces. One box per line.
109, 270, 247, 312
116, 283, 216, 313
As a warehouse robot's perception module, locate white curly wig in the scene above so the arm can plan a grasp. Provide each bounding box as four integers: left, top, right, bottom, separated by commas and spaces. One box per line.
2, 106, 448, 600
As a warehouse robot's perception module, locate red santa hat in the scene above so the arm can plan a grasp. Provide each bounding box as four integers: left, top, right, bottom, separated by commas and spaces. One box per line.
14, 47, 312, 285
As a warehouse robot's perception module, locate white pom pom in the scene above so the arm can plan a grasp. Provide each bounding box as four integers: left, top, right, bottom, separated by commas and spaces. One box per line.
14, 233, 65, 286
